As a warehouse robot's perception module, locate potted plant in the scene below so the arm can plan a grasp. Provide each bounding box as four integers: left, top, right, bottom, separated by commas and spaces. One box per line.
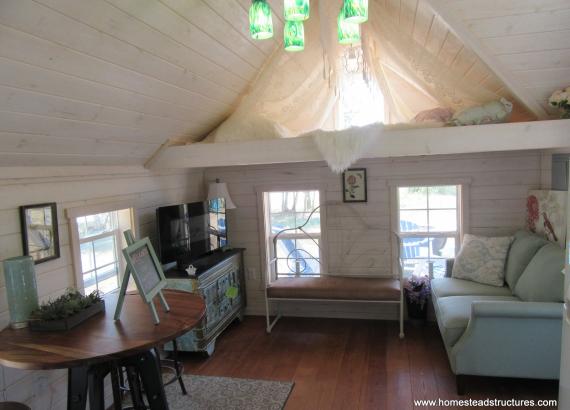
548, 87, 570, 118
404, 275, 431, 320
29, 289, 105, 331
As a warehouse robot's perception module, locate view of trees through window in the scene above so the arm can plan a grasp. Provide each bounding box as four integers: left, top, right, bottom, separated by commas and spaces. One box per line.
77, 211, 121, 295
267, 190, 321, 277
397, 185, 460, 278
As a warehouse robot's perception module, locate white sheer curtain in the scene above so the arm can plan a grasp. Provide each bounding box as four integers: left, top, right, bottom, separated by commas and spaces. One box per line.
205, 0, 506, 143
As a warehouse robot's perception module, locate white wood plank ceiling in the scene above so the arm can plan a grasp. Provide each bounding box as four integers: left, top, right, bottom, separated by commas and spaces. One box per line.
428, 0, 570, 119
0, 0, 283, 166
0, 0, 564, 167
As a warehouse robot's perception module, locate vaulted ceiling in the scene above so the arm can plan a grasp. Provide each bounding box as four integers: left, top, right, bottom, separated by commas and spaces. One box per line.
428, 0, 570, 120
0, 0, 566, 167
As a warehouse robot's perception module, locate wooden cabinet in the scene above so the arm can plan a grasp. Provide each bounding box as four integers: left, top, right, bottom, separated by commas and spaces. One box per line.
164, 249, 245, 355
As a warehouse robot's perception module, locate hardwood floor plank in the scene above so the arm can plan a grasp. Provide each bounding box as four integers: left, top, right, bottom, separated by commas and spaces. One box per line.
179, 317, 559, 410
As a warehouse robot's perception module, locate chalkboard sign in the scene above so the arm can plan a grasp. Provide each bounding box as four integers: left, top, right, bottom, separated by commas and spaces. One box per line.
128, 244, 162, 295
122, 238, 167, 303
117, 236, 170, 324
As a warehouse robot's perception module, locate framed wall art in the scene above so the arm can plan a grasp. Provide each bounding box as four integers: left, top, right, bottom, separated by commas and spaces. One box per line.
20, 203, 60, 264
342, 168, 367, 203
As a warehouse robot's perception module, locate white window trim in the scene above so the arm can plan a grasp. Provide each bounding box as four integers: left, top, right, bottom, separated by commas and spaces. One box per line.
389, 178, 470, 278
66, 200, 137, 294
255, 183, 328, 286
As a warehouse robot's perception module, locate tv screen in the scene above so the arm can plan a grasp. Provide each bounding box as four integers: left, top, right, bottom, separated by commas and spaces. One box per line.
156, 198, 227, 266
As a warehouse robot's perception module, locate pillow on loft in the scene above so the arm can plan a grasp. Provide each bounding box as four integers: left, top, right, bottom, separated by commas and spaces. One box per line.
452, 234, 514, 287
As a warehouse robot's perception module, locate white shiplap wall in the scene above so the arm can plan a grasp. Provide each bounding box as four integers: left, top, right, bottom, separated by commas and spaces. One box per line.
205, 150, 543, 319
0, 166, 204, 409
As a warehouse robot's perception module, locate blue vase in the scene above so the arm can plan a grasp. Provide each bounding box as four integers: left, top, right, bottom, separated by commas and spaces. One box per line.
3, 256, 39, 329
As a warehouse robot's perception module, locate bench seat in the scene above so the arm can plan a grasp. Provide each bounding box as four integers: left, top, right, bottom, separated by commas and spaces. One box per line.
267, 276, 400, 301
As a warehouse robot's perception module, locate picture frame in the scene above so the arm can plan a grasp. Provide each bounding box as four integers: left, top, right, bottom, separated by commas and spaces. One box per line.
19, 203, 60, 264
122, 238, 168, 304
342, 168, 367, 203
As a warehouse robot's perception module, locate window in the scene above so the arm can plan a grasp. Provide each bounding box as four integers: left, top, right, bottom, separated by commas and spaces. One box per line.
396, 185, 462, 278
264, 190, 322, 278
338, 46, 385, 129
68, 204, 134, 295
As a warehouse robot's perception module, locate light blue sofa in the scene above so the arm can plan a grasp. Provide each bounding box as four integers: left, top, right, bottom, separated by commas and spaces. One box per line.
431, 230, 565, 394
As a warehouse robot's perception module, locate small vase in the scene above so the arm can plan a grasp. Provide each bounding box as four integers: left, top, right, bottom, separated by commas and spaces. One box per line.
3, 256, 39, 329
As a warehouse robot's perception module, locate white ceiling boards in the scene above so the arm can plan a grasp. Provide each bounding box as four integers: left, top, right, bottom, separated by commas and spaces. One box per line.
0, 0, 568, 168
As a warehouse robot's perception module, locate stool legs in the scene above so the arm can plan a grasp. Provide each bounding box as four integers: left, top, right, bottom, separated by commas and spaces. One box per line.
129, 350, 168, 410
67, 367, 88, 410
172, 340, 187, 395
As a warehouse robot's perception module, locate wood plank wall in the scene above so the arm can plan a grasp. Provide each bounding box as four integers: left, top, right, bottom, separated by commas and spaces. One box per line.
0, 166, 204, 408
205, 150, 544, 319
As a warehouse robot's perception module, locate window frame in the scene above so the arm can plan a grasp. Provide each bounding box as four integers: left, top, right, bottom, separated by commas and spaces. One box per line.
66, 201, 136, 294
389, 179, 470, 279
256, 183, 328, 285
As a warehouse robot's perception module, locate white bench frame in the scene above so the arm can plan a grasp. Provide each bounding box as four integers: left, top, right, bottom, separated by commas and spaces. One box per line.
265, 291, 404, 338
264, 233, 406, 338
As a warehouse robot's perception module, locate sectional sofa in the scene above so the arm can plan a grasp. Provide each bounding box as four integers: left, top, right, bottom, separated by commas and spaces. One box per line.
431, 230, 565, 394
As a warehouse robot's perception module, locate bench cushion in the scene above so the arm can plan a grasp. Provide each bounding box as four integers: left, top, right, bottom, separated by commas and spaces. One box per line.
431, 277, 512, 300
435, 295, 519, 348
266, 277, 400, 301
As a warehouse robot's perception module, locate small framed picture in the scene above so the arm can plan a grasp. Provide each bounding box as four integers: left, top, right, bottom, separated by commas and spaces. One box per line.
20, 203, 60, 264
342, 168, 367, 203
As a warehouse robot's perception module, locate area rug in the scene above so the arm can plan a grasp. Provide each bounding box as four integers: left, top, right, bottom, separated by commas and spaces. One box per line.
164, 375, 294, 410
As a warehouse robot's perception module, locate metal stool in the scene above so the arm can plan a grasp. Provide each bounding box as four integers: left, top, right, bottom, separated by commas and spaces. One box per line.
116, 339, 187, 409
0, 403, 31, 410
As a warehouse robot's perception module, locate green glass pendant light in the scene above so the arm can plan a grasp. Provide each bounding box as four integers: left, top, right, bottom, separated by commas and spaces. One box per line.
249, 0, 274, 40
338, 8, 361, 45
342, 0, 368, 24
284, 20, 305, 52
284, 0, 310, 22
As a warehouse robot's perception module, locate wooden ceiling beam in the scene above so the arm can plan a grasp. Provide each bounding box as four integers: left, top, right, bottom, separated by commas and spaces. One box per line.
146, 119, 570, 169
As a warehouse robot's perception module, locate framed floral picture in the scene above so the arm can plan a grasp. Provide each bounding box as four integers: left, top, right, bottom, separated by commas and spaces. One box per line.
527, 190, 567, 247
342, 168, 367, 202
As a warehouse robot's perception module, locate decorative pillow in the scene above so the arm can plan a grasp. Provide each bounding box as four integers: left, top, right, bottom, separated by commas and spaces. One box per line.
452, 234, 514, 287
504, 230, 548, 290
513, 243, 565, 302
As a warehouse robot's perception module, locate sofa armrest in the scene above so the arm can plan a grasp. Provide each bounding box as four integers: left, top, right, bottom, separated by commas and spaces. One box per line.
444, 259, 454, 278
471, 300, 563, 320
449, 300, 563, 379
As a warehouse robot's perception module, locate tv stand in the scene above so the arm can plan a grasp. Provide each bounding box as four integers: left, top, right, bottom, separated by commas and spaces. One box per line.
163, 248, 245, 355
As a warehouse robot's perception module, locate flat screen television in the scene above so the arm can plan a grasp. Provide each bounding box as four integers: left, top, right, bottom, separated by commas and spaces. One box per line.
156, 198, 227, 267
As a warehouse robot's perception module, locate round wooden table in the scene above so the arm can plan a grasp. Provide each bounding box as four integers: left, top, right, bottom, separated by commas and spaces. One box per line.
0, 289, 205, 410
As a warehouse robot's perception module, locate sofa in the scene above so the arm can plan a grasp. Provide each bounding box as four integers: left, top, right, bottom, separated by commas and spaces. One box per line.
431, 230, 565, 393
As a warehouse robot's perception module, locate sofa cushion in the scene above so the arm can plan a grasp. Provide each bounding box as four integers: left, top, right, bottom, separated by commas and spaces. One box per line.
514, 243, 565, 302
452, 234, 513, 286
505, 230, 549, 290
435, 295, 520, 348
431, 277, 512, 300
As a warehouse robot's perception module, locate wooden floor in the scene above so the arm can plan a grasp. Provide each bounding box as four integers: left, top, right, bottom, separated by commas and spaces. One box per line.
181, 317, 559, 410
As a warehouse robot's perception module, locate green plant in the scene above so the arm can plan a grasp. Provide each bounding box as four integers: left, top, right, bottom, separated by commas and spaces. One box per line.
30, 289, 102, 321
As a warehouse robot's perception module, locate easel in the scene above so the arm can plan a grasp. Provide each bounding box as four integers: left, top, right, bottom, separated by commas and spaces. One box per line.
114, 229, 170, 324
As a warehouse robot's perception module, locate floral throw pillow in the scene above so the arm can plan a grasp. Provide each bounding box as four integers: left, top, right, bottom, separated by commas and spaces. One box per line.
452, 234, 513, 287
